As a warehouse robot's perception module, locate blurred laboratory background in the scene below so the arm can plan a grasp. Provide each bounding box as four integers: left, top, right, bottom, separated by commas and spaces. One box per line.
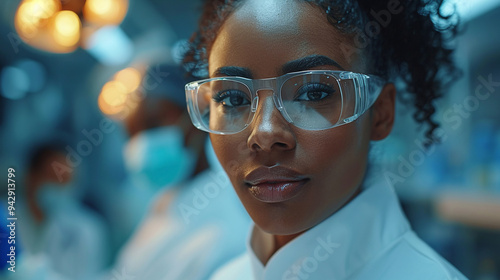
0, 0, 499, 279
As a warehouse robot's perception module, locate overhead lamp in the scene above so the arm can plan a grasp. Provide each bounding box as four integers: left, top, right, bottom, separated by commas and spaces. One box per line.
83, 0, 129, 26
98, 67, 143, 118
14, 0, 129, 54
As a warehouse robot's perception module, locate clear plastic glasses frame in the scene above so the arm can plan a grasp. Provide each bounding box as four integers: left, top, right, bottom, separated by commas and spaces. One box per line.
185, 70, 385, 135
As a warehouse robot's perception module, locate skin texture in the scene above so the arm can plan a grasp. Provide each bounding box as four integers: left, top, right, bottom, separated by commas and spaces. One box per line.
208, 0, 396, 262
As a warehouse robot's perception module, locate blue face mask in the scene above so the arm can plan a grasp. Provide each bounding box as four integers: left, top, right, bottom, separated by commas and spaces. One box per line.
123, 126, 197, 191
36, 183, 78, 217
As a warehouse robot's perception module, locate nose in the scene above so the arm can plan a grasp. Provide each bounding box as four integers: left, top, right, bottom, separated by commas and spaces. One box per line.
247, 92, 296, 153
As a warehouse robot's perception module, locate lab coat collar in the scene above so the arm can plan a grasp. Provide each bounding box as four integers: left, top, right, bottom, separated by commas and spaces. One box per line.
247, 178, 411, 280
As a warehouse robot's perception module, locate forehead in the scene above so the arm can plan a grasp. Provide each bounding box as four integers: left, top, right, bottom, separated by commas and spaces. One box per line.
209, 0, 363, 77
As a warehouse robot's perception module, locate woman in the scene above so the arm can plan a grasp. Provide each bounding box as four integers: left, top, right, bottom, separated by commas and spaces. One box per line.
183, 0, 467, 279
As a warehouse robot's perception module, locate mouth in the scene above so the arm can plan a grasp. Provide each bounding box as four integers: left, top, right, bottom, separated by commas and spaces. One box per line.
244, 165, 309, 203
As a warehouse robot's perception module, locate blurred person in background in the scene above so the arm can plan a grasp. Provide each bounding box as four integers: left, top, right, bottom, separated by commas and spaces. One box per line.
14, 142, 109, 280
102, 63, 250, 280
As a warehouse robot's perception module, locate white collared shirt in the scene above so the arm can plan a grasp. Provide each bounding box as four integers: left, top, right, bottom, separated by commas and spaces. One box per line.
210, 179, 468, 280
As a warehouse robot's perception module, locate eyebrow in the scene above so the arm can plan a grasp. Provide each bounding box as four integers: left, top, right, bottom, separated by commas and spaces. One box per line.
282, 55, 345, 74
211, 55, 345, 79
212, 66, 253, 78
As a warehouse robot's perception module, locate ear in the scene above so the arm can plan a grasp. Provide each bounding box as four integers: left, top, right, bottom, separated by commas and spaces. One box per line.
370, 83, 396, 141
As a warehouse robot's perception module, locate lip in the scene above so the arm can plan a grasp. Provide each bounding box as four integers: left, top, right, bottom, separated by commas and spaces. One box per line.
244, 165, 309, 203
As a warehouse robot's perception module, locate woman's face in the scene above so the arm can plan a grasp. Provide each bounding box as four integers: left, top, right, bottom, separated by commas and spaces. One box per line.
209, 0, 390, 235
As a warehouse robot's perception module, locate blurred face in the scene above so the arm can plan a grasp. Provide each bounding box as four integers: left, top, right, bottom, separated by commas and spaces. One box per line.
209, 0, 386, 236
124, 98, 184, 137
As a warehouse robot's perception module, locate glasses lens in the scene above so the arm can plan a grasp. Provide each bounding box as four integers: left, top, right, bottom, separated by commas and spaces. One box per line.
197, 79, 252, 133
281, 73, 342, 130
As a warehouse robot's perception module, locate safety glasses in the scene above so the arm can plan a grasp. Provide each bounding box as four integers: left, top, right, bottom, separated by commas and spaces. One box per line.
185, 70, 385, 134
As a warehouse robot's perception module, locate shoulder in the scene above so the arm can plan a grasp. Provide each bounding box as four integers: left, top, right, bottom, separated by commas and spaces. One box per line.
209, 253, 253, 280
354, 231, 468, 280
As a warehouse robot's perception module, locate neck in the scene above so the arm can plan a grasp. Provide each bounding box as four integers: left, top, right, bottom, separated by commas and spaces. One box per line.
252, 186, 363, 265
252, 227, 305, 265
273, 232, 304, 253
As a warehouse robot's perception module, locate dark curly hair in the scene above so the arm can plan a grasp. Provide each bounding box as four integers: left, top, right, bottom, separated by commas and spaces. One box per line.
183, 0, 461, 146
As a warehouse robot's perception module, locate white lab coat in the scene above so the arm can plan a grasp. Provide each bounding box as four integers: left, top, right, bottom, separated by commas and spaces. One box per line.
15, 197, 109, 280
210, 177, 469, 280
109, 166, 251, 280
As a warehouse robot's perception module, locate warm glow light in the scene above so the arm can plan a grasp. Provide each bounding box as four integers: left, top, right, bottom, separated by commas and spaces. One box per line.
87, 0, 113, 16
30, 0, 59, 19
98, 93, 123, 116
101, 81, 129, 107
14, 0, 129, 54
98, 68, 142, 117
52, 10, 81, 47
14, 0, 82, 53
114, 68, 142, 92
99, 80, 132, 116
55, 11, 78, 36
15, 0, 60, 35
84, 0, 129, 26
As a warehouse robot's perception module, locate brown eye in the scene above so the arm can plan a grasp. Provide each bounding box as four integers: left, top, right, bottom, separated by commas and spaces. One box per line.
295, 83, 335, 102
213, 90, 251, 107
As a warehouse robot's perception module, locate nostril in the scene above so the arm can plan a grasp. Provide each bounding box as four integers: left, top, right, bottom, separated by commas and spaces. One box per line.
274, 142, 289, 149
250, 138, 292, 153
251, 142, 261, 152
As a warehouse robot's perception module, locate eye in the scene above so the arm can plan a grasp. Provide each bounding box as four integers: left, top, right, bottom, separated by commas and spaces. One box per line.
295, 83, 335, 102
213, 90, 251, 107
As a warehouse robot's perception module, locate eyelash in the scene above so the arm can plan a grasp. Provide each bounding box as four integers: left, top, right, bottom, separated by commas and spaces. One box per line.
295, 83, 336, 101
212, 90, 250, 106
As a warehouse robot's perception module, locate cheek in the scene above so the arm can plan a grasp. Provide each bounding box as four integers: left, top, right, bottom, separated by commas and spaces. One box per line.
289, 117, 371, 229
210, 134, 247, 179
210, 134, 258, 214
298, 116, 371, 187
